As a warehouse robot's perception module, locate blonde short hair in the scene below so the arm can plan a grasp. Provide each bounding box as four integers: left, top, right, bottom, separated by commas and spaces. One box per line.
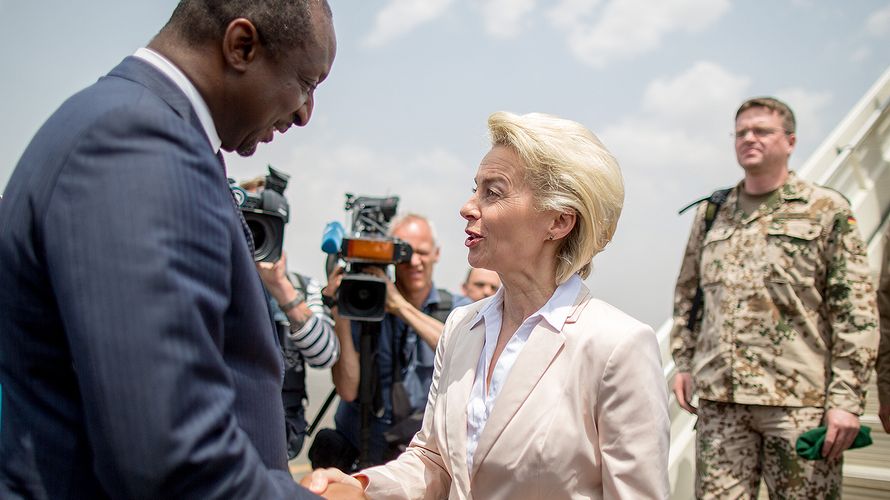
487, 111, 624, 284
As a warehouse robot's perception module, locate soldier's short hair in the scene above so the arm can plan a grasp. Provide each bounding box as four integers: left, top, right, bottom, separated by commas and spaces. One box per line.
487, 111, 624, 284
736, 97, 796, 134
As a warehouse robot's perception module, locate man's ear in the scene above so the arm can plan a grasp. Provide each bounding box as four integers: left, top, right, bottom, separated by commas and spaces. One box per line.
549, 209, 577, 241
222, 18, 261, 72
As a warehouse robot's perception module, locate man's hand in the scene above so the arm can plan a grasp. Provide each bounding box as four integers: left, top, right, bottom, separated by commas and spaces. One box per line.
672, 372, 697, 415
255, 252, 293, 304
325, 265, 345, 303
362, 266, 407, 313
300, 468, 366, 499
878, 404, 890, 433
822, 408, 860, 460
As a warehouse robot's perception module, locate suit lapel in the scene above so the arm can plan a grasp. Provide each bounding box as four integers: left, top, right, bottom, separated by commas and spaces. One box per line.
470, 285, 590, 478
445, 317, 486, 492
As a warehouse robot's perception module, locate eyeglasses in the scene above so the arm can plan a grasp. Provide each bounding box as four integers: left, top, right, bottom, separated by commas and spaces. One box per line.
732, 127, 791, 140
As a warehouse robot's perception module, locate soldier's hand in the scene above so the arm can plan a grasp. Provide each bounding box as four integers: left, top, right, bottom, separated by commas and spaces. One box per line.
672, 372, 697, 415
822, 408, 860, 460
879, 404, 890, 433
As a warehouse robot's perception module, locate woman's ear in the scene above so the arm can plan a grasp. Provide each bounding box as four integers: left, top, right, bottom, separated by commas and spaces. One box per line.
549, 209, 576, 241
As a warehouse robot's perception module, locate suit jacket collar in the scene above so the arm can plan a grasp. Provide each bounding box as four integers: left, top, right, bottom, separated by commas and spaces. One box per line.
107, 56, 206, 145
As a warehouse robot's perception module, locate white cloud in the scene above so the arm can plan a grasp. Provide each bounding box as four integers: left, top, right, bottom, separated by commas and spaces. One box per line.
547, 0, 731, 68
547, 0, 603, 29
641, 61, 751, 133
476, 0, 538, 39
865, 4, 890, 38
363, 0, 456, 48
600, 61, 750, 186
851, 46, 871, 63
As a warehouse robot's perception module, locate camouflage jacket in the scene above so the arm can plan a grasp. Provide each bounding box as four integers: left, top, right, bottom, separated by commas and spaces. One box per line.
877, 223, 890, 406
670, 172, 879, 414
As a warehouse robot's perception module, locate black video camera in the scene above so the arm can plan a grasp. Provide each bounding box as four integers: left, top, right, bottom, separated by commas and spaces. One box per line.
329, 194, 413, 321
229, 166, 290, 263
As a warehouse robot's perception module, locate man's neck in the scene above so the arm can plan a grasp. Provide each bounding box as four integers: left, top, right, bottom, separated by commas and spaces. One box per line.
147, 35, 219, 122
743, 166, 789, 195
399, 284, 432, 309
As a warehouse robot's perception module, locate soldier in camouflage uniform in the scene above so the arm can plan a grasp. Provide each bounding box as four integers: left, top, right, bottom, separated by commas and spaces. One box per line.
877, 223, 890, 433
670, 97, 879, 498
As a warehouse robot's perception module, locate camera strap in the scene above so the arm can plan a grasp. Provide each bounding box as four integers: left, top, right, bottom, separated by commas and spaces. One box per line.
682, 188, 731, 331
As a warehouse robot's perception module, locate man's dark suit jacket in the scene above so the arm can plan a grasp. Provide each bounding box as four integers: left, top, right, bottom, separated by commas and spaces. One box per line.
0, 57, 318, 499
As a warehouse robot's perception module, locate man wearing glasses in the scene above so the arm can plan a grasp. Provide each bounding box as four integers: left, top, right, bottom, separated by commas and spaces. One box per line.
670, 97, 879, 498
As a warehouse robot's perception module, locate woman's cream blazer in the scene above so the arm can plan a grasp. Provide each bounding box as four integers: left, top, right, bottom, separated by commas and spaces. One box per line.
362, 284, 670, 499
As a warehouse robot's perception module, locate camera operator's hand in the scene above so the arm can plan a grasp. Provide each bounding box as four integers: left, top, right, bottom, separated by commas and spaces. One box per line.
257, 252, 313, 332
256, 252, 294, 305
324, 265, 345, 306
362, 266, 408, 314
361, 266, 444, 349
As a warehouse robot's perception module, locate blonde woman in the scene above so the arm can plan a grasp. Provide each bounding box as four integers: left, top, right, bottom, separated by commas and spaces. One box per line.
307, 112, 669, 499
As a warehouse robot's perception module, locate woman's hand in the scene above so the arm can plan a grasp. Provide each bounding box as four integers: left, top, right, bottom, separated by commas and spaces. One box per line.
300, 467, 365, 495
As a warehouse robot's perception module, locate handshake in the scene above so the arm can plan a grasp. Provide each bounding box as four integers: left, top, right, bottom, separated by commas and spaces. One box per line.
300, 468, 367, 499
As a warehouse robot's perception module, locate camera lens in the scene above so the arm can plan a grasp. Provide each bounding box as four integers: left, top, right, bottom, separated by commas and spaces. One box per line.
337, 274, 387, 321
247, 219, 267, 250
349, 287, 375, 312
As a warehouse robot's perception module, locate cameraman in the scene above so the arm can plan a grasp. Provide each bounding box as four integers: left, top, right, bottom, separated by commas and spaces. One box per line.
242, 176, 341, 460
310, 214, 470, 469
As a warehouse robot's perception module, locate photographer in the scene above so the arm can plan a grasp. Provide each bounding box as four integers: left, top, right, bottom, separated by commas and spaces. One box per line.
310, 213, 470, 469
242, 175, 341, 459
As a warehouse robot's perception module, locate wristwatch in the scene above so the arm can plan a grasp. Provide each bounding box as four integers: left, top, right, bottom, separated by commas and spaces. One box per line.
278, 289, 305, 312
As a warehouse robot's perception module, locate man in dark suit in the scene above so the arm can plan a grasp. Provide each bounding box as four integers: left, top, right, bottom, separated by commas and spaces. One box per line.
0, 1, 362, 498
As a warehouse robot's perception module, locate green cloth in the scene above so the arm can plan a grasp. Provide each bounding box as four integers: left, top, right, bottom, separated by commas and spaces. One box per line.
795, 425, 873, 460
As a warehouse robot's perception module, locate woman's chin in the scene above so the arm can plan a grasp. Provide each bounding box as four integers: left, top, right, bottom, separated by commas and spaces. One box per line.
466, 253, 490, 272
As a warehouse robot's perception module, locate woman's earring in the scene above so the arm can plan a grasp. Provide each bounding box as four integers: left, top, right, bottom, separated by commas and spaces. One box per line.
548, 234, 554, 240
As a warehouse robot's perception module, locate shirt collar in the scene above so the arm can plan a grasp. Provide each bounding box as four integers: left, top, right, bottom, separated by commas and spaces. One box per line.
469, 274, 583, 332
422, 286, 441, 310
133, 47, 221, 153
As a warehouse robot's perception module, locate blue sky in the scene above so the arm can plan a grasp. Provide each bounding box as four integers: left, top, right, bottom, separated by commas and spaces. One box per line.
2, 0, 889, 327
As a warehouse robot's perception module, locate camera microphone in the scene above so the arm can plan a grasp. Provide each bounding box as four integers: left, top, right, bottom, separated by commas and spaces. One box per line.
321, 221, 345, 254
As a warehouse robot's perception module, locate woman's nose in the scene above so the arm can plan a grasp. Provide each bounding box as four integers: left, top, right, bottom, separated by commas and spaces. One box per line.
460, 196, 478, 221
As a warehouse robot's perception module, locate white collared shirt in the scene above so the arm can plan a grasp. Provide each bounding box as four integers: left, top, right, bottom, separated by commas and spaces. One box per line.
465, 274, 582, 474
133, 47, 221, 153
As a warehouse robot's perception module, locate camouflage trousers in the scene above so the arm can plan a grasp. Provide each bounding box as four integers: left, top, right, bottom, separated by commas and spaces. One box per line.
696, 400, 841, 499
